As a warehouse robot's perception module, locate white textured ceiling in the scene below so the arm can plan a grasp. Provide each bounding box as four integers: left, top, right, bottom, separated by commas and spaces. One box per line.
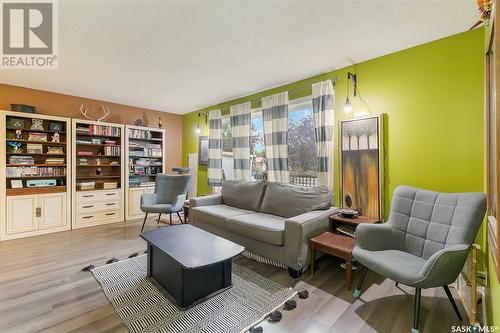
0, 0, 478, 114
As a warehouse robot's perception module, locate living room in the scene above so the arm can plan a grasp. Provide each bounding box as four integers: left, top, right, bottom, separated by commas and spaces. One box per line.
0, 1, 499, 333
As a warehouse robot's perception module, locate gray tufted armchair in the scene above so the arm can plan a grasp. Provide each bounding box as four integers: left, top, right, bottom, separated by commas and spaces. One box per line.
352, 185, 486, 333
140, 174, 191, 232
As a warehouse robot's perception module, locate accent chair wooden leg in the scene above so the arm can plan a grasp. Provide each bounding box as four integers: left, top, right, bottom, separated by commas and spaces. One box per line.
443, 285, 463, 321
141, 213, 148, 233
412, 288, 421, 333
176, 211, 183, 224
169, 213, 172, 226
157, 213, 162, 226
353, 266, 367, 298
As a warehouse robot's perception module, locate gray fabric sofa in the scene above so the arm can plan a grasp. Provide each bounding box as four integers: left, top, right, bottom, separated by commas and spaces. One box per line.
189, 180, 337, 277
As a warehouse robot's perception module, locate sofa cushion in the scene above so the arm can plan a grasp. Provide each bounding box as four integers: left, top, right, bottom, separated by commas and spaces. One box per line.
226, 213, 285, 246
260, 182, 332, 218
191, 204, 253, 229
221, 180, 266, 211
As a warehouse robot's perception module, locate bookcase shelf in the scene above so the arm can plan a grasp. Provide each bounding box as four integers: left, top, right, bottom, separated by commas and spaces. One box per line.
125, 125, 166, 221
1, 111, 71, 241
72, 119, 124, 229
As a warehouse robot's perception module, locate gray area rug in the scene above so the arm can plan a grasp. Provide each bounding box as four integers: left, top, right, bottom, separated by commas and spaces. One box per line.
92, 255, 296, 333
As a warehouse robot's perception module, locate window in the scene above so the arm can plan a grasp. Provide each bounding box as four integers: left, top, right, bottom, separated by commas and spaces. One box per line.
288, 98, 318, 186
220, 112, 266, 181
250, 113, 266, 180
221, 117, 234, 180
216, 97, 318, 187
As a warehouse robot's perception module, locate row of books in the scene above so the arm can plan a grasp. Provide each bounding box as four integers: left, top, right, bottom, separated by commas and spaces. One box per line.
9, 156, 34, 164
46, 158, 65, 165
25, 144, 64, 154
128, 129, 155, 140
129, 148, 162, 157
8, 156, 64, 165
76, 138, 117, 145
76, 125, 120, 137
130, 164, 162, 174
129, 179, 155, 188
104, 146, 120, 156
7, 166, 66, 177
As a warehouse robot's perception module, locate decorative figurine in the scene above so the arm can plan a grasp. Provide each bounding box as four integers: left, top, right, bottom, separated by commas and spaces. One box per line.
51, 132, 60, 143
30, 118, 44, 130
8, 141, 22, 153
96, 168, 102, 176
96, 158, 101, 166
15, 129, 22, 140
134, 118, 145, 127
158, 116, 163, 128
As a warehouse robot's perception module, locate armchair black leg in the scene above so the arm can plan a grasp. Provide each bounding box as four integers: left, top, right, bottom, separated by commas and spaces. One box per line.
395, 282, 399, 287
169, 213, 172, 226
157, 213, 162, 226
353, 266, 368, 298
176, 211, 183, 224
141, 213, 148, 233
412, 288, 421, 333
443, 285, 463, 321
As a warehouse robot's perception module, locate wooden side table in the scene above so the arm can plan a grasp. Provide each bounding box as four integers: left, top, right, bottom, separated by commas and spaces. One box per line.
309, 214, 380, 290
310, 232, 356, 289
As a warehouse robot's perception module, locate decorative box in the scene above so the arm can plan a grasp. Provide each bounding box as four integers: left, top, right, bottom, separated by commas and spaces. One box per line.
50, 122, 63, 131
8, 118, 24, 129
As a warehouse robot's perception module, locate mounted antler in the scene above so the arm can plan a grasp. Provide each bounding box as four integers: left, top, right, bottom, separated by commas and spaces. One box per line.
79, 104, 110, 122
98, 105, 110, 122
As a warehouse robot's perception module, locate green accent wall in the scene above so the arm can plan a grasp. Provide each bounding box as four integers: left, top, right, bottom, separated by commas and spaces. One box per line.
182, 28, 500, 324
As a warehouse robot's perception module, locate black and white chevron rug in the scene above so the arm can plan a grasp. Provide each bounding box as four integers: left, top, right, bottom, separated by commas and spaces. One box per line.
91, 255, 296, 333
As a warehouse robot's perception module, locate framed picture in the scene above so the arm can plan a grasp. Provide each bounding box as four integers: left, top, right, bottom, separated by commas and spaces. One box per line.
198, 136, 209, 166
339, 115, 384, 220
10, 180, 23, 189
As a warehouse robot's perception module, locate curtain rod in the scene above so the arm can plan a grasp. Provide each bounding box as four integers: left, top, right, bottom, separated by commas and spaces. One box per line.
208, 76, 337, 113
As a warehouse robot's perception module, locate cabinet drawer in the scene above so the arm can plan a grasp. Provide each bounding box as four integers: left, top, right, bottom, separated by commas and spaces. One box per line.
76, 210, 121, 224
78, 200, 120, 213
77, 190, 120, 203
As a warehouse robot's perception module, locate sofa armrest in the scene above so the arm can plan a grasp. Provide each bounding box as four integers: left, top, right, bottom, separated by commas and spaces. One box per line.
354, 223, 395, 251
189, 194, 222, 208
284, 207, 339, 271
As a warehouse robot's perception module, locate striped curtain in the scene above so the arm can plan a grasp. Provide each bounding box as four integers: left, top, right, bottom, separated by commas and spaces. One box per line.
312, 80, 334, 190
230, 102, 252, 180
262, 92, 289, 183
207, 109, 223, 186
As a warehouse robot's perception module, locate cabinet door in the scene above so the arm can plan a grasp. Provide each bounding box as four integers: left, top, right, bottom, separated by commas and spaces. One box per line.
128, 188, 146, 216
6, 195, 38, 234
38, 193, 67, 230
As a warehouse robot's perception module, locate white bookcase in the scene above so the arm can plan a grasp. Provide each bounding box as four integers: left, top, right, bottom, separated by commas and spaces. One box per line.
72, 119, 125, 228
125, 125, 166, 220
0, 111, 71, 240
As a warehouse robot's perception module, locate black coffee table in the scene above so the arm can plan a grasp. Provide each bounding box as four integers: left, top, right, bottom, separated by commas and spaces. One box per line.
140, 224, 244, 309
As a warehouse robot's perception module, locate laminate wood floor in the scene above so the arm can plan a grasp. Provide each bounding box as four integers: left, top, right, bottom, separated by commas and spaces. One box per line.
0, 219, 465, 333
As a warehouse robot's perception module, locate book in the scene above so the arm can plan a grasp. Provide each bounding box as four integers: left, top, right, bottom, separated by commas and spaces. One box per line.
103, 182, 118, 189
336, 226, 356, 238
26, 143, 43, 154
77, 151, 93, 156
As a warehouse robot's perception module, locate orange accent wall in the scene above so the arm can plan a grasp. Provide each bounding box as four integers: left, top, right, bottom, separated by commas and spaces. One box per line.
0, 84, 182, 171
